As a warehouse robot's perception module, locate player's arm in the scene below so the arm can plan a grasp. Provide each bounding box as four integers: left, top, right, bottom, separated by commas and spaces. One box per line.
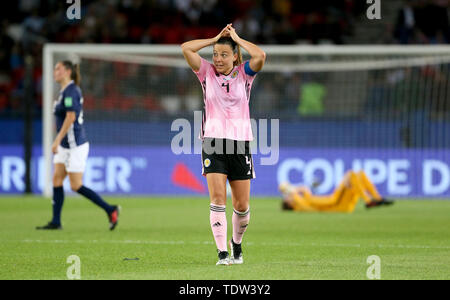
295, 186, 312, 198
52, 92, 80, 154
52, 112, 76, 154
227, 24, 266, 72
181, 26, 229, 72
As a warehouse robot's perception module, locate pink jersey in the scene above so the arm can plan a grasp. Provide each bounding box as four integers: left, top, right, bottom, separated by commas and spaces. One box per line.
194, 57, 257, 141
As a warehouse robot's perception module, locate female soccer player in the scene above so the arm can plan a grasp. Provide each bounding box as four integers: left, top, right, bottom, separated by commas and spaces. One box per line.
181, 24, 266, 265
279, 171, 394, 212
36, 61, 120, 230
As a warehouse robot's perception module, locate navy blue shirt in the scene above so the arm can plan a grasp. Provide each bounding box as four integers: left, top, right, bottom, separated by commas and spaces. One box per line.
53, 81, 87, 149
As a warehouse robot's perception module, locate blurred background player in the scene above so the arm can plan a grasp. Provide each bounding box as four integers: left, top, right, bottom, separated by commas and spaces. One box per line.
279, 170, 395, 213
36, 61, 120, 230
181, 24, 266, 265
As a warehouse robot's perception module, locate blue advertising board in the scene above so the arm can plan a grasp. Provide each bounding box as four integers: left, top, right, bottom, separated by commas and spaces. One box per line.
0, 145, 449, 197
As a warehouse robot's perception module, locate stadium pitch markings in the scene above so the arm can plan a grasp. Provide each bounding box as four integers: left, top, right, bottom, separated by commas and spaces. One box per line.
19, 239, 450, 250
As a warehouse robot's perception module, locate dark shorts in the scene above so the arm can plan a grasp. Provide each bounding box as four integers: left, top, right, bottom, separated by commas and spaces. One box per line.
201, 138, 255, 181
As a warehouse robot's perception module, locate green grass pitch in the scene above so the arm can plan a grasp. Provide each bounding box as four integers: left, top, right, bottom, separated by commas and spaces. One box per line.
0, 196, 449, 280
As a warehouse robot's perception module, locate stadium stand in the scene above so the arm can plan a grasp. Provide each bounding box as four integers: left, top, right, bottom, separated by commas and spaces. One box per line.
0, 0, 448, 148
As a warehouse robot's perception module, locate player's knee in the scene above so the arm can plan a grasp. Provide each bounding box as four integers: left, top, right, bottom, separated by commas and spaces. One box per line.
358, 171, 369, 182
233, 201, 249, 213
210, 193, 226, 206
52, 175, 65, 187
53, 179, 63, 187
70, 182, 82, 192
346, 170, 357, 177
210, 198, 226, 206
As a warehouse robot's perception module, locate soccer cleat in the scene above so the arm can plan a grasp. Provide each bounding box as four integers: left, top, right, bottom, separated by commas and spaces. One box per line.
36, 222, 62, 230
229, 238, 243, 265
365, 200, 382, 208
216, 251, 230, 266
366, 198, 395, 209
108, 206, 121, 231
380, 198, 395, 206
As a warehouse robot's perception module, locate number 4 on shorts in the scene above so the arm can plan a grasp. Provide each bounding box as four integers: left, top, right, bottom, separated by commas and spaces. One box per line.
246, 156, 251, 175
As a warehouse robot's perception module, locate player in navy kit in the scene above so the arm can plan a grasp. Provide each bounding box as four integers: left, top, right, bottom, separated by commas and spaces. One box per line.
36, 61, 120, 230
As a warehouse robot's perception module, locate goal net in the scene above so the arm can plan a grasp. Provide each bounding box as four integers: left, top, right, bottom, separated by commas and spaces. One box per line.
42, 44, 450, 198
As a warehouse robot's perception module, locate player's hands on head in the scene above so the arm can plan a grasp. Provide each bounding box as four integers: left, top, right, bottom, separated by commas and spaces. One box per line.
214, 25, 230, 42
214, 23, 241, 42
225, 24, 240, 42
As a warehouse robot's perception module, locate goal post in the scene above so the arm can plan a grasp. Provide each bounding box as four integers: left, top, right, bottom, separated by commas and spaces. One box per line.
42, 44, 450, 198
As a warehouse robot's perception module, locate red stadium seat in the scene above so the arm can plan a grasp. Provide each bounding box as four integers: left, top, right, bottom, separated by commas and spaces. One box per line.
129, 26, 144, 41
0, 93, 7, 110
142, 95, 162, 112
149, 25, 165, 43
101, 96, 116, 112
82, 95, 95, 111
163, 30, 181, 44
290, 14, 306, 29
119, 97, 134, 112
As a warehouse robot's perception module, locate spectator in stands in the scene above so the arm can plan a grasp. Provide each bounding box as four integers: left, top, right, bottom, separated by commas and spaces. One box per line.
297, 77, 326, 116
394, 0, 418, 44
253, 80, 277, 115
414, 0, 449, 44
281, 74, 302, 113
0, 21, 14, 73
0, 0, 368, 115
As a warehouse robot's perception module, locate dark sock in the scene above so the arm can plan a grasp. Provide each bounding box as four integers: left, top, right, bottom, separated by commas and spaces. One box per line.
51, 186, 64, 225
77, 185, 114, 214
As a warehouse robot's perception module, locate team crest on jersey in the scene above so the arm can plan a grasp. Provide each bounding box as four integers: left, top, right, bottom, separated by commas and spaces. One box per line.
223, 70, 239, 81
204, 158, 211, 168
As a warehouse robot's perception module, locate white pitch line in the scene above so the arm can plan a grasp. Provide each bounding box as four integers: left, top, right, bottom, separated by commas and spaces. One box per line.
19, 239, 450, 250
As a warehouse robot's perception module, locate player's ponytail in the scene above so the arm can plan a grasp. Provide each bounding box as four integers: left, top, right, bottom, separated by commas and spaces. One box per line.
73, 64, 81, 86
61, 60, 81, 86
235, 45, 243, 67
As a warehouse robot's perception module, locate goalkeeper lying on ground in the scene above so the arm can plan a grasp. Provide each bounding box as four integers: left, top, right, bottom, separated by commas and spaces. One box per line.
279, 170, 394, 213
